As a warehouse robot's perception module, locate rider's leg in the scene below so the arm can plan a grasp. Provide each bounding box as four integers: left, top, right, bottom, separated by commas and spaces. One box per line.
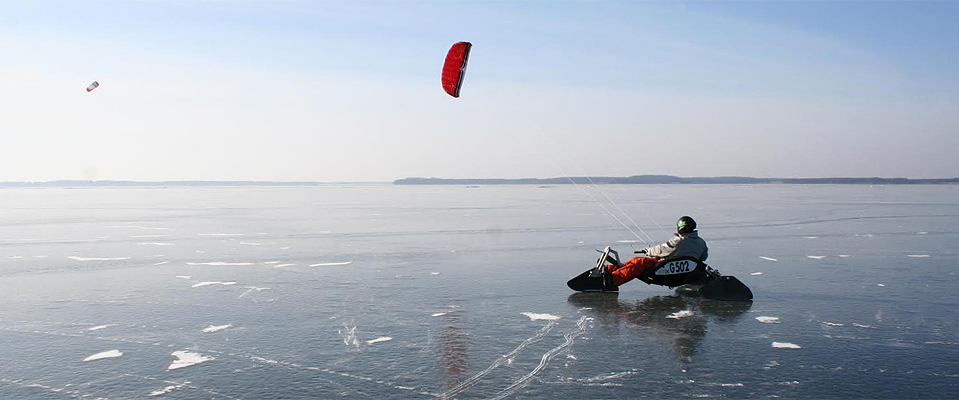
609, 257, 660, 286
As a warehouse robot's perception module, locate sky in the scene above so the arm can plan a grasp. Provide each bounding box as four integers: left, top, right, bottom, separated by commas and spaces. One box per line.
1, 0, 957, 182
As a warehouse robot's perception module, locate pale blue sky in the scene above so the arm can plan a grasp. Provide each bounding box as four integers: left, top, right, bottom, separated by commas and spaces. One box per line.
1, 1, 957, 181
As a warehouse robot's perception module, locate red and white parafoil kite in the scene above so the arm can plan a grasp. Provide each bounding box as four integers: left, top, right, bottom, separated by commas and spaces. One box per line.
86, 81, 99, 92
441, 42, 471, 98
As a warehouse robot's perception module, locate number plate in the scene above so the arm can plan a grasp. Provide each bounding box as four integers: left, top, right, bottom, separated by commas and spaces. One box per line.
655, 260, 695, 275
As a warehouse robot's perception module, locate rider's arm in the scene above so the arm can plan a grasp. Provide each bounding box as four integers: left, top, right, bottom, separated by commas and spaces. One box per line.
644, 235, 681, 258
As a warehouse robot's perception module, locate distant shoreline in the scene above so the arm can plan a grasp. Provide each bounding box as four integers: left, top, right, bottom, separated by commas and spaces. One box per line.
394, 176, 959, 185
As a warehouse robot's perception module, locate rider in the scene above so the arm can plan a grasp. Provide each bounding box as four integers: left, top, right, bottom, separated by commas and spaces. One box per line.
604, 216, 708, 287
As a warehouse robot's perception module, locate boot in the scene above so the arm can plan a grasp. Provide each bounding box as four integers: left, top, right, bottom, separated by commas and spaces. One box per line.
602, 268, 616, 290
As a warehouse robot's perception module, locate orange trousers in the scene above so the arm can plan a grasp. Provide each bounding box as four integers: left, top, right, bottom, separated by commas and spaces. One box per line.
609, 257, 660, 286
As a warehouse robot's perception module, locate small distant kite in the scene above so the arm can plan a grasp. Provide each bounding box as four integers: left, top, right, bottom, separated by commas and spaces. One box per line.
441, 42, 471, 98
86, 81, 99, 92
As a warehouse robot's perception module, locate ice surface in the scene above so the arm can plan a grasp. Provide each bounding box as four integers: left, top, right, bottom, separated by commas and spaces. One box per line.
772, 342, 802, 349
198, 233, 244, 236
139, 242, 174, 246
4, 185, 959, 399
666, 310, 694, 319
521, 312, 561, 321
240, 242, 261, 246
153, 261, 170, 265
756, 317, 780, 324
202, 324, 232, 333
167, 351, 213, 370
907, 254, 930, 258
68, 256, 130, 261
83, 349, 122, 361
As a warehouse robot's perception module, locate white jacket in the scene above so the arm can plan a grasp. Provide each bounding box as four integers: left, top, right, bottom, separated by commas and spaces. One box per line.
643, 231, 708, 262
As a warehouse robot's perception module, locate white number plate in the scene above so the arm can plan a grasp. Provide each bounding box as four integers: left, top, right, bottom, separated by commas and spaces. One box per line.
655, 260, 695, 275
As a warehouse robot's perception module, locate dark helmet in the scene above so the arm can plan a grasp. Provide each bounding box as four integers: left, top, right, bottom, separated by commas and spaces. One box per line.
677, 216, 697, 234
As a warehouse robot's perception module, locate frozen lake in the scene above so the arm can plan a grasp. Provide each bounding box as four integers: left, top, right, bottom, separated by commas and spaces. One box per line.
1, 184, 957, 399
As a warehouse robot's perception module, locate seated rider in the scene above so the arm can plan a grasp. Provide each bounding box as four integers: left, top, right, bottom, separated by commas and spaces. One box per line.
604, 216, 708, 287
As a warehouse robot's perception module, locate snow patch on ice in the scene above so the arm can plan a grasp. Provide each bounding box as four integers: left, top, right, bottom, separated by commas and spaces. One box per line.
759, 256, 778, 262
877, 284, 885, 287
88, 324, 117, 331
153, 261, 169, 266
367, 337, 392, 345
521, 312, 561, 321
430, 272, 440, 275
666, 310, 694, 319
806, 255, 826, 259
853, 323, 873, 328
822, 322, 844, 327
167, 351, 213, 370
239, 242, 261, 246
309, 261, 352, 267
174, 275, 191, 279
192, 281, 237, 288
772, 342, 802, 349
431, 312, 448, 317
148, 385, 182, 396
83, 349, 122, 361
907, 254, 930, 258
838, 255, 851, 258
139, 242, 174, 246
802, 236, 818, 239
917, 231, 928, 235
273, 263, 295, 268
202, 324, 232, 333
186, 262, 254, 266
756, 316, 780, 324
109, 225, 173, 231
750, 272, 764, 276
198, 233, 244, 236
68, 256, 129, 261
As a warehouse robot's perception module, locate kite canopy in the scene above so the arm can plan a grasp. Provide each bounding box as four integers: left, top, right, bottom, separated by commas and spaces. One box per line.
441, 42, 471, 98
86, 81, 99, 92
